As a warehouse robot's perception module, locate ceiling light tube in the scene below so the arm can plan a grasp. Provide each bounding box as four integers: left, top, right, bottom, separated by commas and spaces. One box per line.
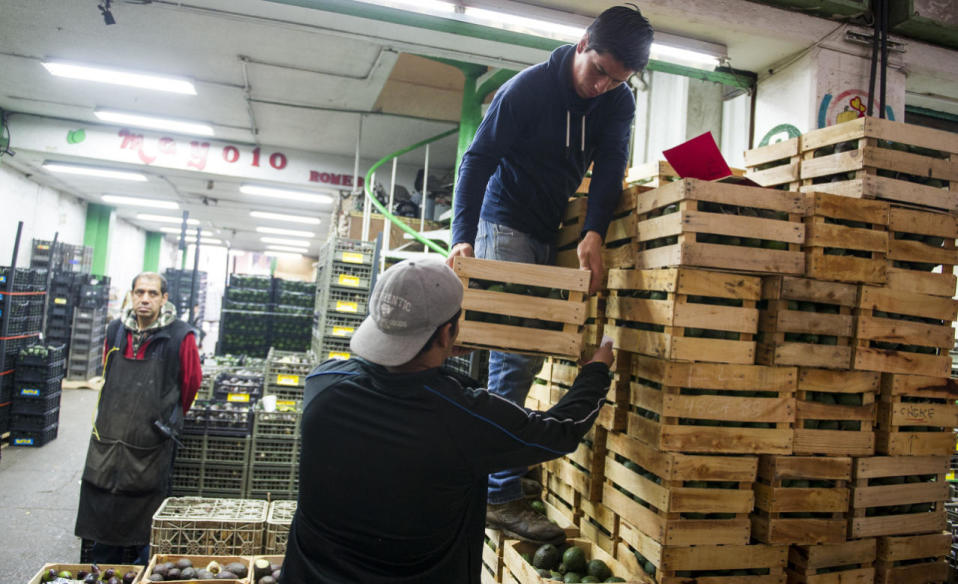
257, 226, 315, 238
265, 251, 305, 259
241, 184, 334, 205
43, 161, 147, 181
250, 211, 321, 225
102, 194, 178, 209
650, 43, 722, 68
464, 7, 583, 41
95, 109, 214, 137
42, 60, 197, 95
137, 213, 199, 225
261, 236, 311, 247
267, 244, 310, 253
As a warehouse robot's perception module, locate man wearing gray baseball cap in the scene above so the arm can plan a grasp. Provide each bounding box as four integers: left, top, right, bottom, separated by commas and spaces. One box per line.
281, 257, 613, 583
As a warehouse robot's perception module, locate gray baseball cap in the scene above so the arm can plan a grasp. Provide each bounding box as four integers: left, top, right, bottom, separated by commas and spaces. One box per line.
349, 257, 464, 366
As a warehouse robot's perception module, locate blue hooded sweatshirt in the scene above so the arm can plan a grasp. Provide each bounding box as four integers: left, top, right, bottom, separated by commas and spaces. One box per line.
452, 44, 635, 248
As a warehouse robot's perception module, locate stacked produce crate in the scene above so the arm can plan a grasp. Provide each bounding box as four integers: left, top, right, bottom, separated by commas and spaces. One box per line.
151, 496, 268, 556
262, 348, 312, 403
9, 344, 65, 448
165, 268, 208, 323
311, 237, 376, 362
174, 399, 253, 498
1, 266, 47, 450
247, 403, 301, 501
219, 274, 272, 357
29, 239, 93, 273
271, 278, 314, 352
495, 116, 958, 583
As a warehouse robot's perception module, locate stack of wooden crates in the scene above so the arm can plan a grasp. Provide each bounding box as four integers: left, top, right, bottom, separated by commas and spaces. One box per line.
485, 117, 958, 584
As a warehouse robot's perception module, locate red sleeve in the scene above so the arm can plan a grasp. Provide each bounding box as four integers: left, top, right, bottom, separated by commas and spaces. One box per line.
179, 332, 203, 413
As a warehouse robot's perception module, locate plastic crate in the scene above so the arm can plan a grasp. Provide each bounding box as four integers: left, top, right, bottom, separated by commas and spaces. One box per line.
176, 433, 205, 463
246, 465, 298, 499
273, 278, 315, 294
201, 463, 247, 494
316, 312, 364, 340
251, 436, 301, 466
0, 371, 12, 402
3, 315, 42, 335
196, 402, 254, 437
0, 267, 36, 291
150, 497, 268, 556
13, 364, 65, 384
14, 378, 61, 399
319, 237, 376, 266
0, 299, 33, 319
10, 422, 58, 447
213, 370, 264, 401
0, 402, 10, 434
262, 384, 304, 402
229, 274, 272, 289
319, 261, 374, 291
11, 391, 61, 415
10, 407, 60, 431
204, 435, 251, 464
316, 336, 352, 361
170, 461, 202, 494
252, 410, 301, 439
265, 348, 313, 386
17, 343, 66, 367
265, 500, 297, 554
317, 287, 369, 317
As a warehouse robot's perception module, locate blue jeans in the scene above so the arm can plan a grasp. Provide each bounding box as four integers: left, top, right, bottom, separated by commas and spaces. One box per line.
475, 219, 554, 504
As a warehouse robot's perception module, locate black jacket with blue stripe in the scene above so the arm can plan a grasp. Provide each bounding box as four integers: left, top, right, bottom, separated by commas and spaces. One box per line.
280, 357, 611, 583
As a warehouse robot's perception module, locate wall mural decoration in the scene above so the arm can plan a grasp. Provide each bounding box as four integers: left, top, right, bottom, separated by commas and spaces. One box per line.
818, 90, 896, 128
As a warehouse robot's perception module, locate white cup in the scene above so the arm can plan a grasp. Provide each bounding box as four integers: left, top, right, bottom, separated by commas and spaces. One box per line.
261, 394, 277, 412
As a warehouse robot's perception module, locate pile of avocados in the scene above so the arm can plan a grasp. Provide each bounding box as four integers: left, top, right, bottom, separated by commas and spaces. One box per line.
524, 543, 624, 582
40, 566, 136, 584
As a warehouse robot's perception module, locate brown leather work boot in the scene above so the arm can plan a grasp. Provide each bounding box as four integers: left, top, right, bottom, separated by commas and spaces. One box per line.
486, 498, 565, 545
521, 466, 543, 498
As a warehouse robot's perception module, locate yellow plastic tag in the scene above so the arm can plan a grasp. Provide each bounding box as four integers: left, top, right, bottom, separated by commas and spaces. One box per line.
37, 244, 50, 250
335, 301, 358, 313
277, 400, 297, 408
329, 351, 351, 360
20, 388, 39, 397
276, 374, 300, 386
14, 438, 33, 445
338, 274, 361, 287
948, 472, 955, 482
332, 326, 354, 337
54, 297, 68, 305
227, 393, 250, 403
341, 251, 364, 264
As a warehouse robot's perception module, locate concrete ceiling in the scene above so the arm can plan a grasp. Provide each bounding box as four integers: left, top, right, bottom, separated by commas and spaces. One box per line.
0, 0, 955, 255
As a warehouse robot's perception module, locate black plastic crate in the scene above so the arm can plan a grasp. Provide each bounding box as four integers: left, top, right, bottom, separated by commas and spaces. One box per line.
273, 278, 315, 294
11, 407, 60, 431
213, 370, 264, 400
0, 372, 12, 403
0, 267, 36, 291
47, 302, 73, 320
3, 315, 42, 335
183, 400, 254, 437
14, 365, 64, 384
12, 391, 60, 414
17, 343, 66, 367
14, 378, 62, 399
0, 402, 10, 434
229, 274, 272, 290
10, 422, 58, 447
0, 299, 33, 319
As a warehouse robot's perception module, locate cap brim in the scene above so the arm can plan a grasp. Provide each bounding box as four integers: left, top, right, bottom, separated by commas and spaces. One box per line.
349, 315, 435, 367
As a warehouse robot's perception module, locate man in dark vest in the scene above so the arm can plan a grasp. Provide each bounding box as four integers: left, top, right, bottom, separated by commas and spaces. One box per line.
75, 272, 202, 564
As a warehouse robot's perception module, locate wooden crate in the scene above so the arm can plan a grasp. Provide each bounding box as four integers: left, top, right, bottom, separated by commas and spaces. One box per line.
452, 256, 589, 358
786, 538, 876, 584
798, 117, 958, 213
631, 178, 806, 274
877, 373, 958, 456
557, 188, 642, 271
605, 267, 761, 365
543, 463, 581, 526
751, 455, 851, 545
875, 532, 951, 584
852, 285, 958, 377
603, 430, 757, 547
745, 137, 801, 190
595, 351, 633, 433
503, 538, 637, 583
803, 192, 889, 284
143, 555, 250, 583
627, 356, 797, 454
885, 206, 958, 297
848, 456, 950, 539
542, 425, 607, 503
757, 276, 858, 369
577, 497, 620, 558
616, 522, 788, 584
27, 564, 143, 584
482, 528, 506, 584
793, 368, 879, 457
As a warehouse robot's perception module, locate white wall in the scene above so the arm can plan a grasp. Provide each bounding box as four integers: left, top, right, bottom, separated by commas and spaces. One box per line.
105, 215, 146, 313
0, 164, 87, 267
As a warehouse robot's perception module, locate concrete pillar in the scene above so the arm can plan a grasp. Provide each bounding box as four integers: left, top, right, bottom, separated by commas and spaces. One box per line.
686, 77, 724, 142
83, 203, 113, 278
754, 30, 907, 146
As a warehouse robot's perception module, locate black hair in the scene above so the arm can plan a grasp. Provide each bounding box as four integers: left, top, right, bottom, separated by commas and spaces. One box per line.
416, 309, 462, 357
132, 272, 168, 295
585, 3, 654, 72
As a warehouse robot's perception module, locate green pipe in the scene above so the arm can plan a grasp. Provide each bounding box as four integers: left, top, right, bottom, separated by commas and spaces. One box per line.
143, 231, 162, 272
364, 127, 459, 256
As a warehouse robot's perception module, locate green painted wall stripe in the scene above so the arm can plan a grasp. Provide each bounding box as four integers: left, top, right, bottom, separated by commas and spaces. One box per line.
143, 232, 162, 272
85, 203, 113, 277
905, 105, 958, 124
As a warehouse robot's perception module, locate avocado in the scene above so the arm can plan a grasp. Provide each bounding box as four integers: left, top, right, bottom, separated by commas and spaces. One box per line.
562, 546, 588, 574
587, 559, 612, 580
534, 544, 561, 570
531, 500, 547, 515
581, 577, 601, 583
253, 558, 273, 580
605, 578, 626, 583
564, 573, 583, 583
258, 577, 278, 584
226, 562, 249, 578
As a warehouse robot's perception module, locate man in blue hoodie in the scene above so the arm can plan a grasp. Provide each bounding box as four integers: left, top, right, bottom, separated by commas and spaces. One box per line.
447, 4, 653, 543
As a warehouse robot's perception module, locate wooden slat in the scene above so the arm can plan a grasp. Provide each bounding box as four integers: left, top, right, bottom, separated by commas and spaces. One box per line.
452, 256, 590, 291
745, 138, 800, 166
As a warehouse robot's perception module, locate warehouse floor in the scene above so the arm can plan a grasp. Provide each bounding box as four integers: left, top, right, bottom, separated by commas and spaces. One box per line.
0, 388, 98, 584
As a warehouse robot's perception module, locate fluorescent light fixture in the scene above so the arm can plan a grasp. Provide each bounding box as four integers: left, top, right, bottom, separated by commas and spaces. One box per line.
368, 0, 456, 14
465, 7, 583, 41
160, 226, 215, 236
137, 213, 199, 225
265, 251, 305, 259
250, 210, 321, 225
42, 161, 147, 182
42, 60, 197, 95
261, 236, 311, 247
650, 42, 722, 68
257, 226, 315, 238
267, 244, 310, 253
241, 184, 334, 205
95, 109, 214, 137
102, 194, 178, 209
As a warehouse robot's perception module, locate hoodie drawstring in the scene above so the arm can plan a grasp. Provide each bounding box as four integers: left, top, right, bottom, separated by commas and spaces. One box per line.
565, 110, 586, 152
565, 111, 571, 149
581, 115, 586, 151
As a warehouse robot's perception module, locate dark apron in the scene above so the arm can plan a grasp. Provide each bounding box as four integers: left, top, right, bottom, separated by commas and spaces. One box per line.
75, 326, 182, 546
